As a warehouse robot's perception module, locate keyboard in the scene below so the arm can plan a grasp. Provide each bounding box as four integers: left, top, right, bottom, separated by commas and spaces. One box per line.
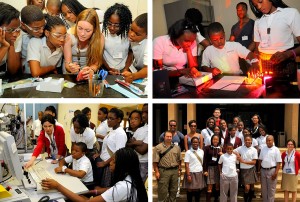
26, 162, 57, 193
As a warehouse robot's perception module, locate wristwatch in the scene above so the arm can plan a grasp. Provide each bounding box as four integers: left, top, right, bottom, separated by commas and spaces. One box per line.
62, 166, 67, 173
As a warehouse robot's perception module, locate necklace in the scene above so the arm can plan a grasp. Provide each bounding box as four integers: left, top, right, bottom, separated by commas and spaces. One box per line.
77, 43, 81, 67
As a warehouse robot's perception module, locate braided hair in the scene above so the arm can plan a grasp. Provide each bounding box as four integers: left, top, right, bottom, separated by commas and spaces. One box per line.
44, 14, 65, 32
113, 148, 148, 202
102, 3, 132, 39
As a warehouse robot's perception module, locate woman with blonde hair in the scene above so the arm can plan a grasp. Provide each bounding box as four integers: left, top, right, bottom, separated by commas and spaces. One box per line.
63, 8, 104, 80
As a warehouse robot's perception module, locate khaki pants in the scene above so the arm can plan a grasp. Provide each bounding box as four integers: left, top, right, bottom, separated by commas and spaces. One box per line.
157, 168, 178, 202
261, 168, 277, 202
220, 174, 238, 202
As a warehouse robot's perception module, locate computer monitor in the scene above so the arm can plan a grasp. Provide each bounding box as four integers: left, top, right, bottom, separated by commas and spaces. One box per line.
0, 131, 23, 182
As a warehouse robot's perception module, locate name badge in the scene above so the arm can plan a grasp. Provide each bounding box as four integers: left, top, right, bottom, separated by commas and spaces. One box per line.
242, 36, 248, 41
113, 52, 123, 59
285, 168, 292, 173
212, 157, 217, 161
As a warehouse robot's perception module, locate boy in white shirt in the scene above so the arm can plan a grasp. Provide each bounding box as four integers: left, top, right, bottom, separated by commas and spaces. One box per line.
202, 22, 259, 76
122, 13, 147, 83
218, 143, 239, 202
55, 142, 93, 184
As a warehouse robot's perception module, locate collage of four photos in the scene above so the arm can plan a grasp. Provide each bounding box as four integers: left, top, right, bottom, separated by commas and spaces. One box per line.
0, 0, 300, 201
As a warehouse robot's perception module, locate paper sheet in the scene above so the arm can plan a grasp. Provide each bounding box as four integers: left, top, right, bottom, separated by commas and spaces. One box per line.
209, 76, 246, 91
109, 84, 140, 98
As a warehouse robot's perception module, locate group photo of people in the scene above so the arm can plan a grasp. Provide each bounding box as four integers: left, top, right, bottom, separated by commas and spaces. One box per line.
153, 103, 300, 202
153, 0, 300, 98
0, 0, 147, 98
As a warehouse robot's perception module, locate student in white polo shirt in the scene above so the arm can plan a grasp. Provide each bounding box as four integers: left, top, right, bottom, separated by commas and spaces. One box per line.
122, 13, 148, 83
0, 3, 22, 76
234, 135, 258, 202
202, 22, 259, 76
258, 135, 281, 202
27, 15, 66, 77
70, 113, 96, 151
218, 143, 239, 202
249, 0, 300, 80
55, 142, 93, 185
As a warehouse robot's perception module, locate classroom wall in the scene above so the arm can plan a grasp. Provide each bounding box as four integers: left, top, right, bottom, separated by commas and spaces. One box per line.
153, 0, 300, 39
0, 0, 147, 19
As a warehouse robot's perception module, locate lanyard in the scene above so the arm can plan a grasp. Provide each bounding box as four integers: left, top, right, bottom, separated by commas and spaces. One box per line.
286, 150, 295, 167
264, 9, 280, 35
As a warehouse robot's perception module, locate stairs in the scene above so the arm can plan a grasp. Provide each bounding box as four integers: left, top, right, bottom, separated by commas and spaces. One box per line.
152, 148, 300, 201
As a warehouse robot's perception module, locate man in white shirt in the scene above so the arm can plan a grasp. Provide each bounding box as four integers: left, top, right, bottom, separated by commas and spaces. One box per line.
31, 111, 43, 139
258, 135, 281, 202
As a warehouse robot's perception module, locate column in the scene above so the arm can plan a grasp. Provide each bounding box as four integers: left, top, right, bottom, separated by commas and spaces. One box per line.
284, 104, 299, 144
187, 104, 196, 134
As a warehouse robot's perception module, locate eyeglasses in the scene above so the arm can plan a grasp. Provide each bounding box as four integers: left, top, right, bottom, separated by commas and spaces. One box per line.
107, 21, 120, 28
190, 125, 197, 127
1, 26, 21, 33
23, 23, 45, 33
50, 32, 67, 40
107, 117, 117, 121
169, 125, 176, 127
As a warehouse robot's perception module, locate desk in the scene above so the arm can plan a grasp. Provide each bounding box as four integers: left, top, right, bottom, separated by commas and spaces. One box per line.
0, 74, 146, 98
2, 160, 88, 202
170, 75, 300, 98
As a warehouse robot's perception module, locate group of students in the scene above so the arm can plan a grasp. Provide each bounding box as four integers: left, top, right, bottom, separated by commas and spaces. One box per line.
0, 0, 147, 83
23, 104, 149, 201
153, 0, 300, 82
154, 108, 299, 202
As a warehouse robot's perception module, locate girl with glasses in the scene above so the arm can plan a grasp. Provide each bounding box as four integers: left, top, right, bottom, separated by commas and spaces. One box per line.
281, 139, 300, 202
0, 2, 22, 76
27, 15, 66, 77
24, 114, 66, 169
102, 3, 132, 75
